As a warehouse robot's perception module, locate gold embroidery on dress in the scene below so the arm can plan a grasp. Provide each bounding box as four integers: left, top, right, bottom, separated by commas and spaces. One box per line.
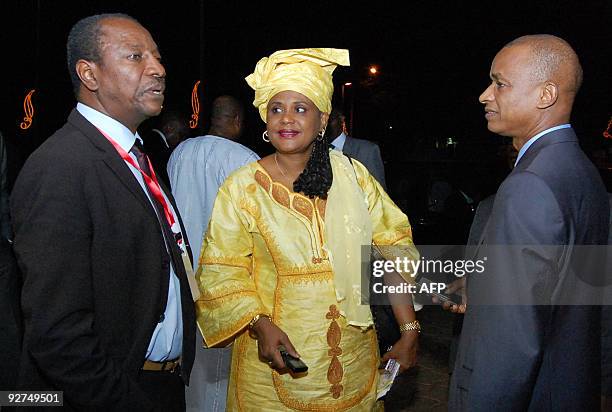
275, 261, 333, 278
280, 271, 333, 284
197, 290, 259, 309
292, 195, 314, 220
254, 170, 271, 192
326, 305, 344, 398
201, 309, 261, 349
373, 229, 413, 247
316, 198, 327, 220
235, 333, 250, 411
245, 204, 284, 270
200, 255, 252, 271
239, 197, 261, 220
270, 286, 379, 410
241, 200, 331, 278
199, 281, 255, 299
272, 184, 290, 208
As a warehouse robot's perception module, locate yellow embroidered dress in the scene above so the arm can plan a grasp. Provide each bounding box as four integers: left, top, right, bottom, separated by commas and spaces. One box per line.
196, 151, 417, 411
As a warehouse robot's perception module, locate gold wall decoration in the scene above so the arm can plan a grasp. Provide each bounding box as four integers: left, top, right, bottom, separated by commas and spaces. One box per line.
20, 89, 36, 130
189, 80, 201, 129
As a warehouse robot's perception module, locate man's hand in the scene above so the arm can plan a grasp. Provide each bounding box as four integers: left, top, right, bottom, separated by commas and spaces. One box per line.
251, 317, 300, 369
433, 277, 467, 313
381, 331, 418, 373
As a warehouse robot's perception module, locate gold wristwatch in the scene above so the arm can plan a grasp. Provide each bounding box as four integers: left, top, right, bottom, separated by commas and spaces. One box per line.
398, 319, 421, 334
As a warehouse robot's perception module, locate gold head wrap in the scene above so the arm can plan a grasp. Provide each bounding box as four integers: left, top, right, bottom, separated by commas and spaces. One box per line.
245, 48, 350, 122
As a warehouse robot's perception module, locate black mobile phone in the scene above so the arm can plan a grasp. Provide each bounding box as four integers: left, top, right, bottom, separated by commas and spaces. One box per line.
416, 276, 462, 306
278, 345, 308, 373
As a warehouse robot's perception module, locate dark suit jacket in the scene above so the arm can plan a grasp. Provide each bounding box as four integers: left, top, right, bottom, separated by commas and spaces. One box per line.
341, 136, 386, 190
0, 238, 21, 390
601, 194, 612, 396
449, 127, 609, 411
10, 109, 195, 411
0, 131, 11, 240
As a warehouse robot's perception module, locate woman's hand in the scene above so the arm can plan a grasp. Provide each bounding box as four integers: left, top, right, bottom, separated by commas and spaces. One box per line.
381, 331, 418, 373
251, 317, 300, 369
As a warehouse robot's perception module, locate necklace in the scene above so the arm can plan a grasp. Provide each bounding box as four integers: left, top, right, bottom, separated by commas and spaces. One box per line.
274, 152, 287, 177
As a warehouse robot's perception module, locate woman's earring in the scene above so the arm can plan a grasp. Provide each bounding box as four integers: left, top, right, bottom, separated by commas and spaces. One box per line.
317, 129, 326, 141
262, 131, 270, 143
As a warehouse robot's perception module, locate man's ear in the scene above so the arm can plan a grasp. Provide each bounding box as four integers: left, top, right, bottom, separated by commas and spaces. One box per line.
76, 59, 99, 92
537, 81, 558, 109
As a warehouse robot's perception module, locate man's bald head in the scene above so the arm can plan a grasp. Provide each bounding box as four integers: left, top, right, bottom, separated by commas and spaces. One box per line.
211, 96, 243, 125
504, 34, 583, 96
209, 96, 244, 140
479, 34, 583, 149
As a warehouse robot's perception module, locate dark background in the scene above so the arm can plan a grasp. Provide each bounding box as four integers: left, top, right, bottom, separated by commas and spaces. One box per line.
2, 0, 611, 241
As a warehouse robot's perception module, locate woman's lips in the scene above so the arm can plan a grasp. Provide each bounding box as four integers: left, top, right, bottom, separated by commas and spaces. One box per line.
278, 130, 299, 138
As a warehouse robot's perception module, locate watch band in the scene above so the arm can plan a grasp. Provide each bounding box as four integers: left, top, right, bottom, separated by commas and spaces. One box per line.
398, 319, 421, 334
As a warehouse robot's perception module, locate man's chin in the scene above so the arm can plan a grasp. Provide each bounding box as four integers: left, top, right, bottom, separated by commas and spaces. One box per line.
486, 122, 504, 135
145, 105, 164, 118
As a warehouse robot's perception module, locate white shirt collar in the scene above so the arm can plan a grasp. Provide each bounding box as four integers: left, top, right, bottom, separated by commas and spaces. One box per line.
76, 103, 142, 152
515, 124, 571, 166
331, 132, 347, 151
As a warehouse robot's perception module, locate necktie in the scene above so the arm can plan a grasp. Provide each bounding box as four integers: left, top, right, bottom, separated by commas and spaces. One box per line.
130, 141, 179, 264
130, 141, 168, 227
130, 140, 153, 175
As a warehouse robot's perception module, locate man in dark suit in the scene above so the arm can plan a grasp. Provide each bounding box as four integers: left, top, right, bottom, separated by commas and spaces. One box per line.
326, 108, 387, 189
447, 35, 609, 410
10, 14, 195, 411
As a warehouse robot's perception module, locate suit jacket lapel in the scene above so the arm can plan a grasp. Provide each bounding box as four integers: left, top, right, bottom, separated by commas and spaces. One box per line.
474, 128, 577, 258
67, 109, 157, 220
342, 136, 356, 157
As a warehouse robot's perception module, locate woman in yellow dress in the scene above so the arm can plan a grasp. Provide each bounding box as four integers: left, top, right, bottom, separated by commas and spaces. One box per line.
196, 48, 420, 411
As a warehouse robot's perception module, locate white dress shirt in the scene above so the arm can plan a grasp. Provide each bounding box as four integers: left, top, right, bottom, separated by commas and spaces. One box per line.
331, 132, 347, 151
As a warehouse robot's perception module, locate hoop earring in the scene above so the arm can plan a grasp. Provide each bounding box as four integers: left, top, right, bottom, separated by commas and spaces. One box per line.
316, 129, 325, 141
262, 130, 270, 143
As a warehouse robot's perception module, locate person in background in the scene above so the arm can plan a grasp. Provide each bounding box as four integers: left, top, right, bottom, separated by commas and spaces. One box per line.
0, 131, 10, 241
167, 95, 259, 412
141, 109, 190, 186
0, 129, 21, 391
10, 13, 195, 410
326, 107, 386, 189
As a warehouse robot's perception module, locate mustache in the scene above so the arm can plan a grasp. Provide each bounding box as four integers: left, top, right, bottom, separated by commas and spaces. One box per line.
143, 78, 166, 92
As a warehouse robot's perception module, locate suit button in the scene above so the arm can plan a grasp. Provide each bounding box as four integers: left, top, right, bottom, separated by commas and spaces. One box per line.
158, 314, 165, 323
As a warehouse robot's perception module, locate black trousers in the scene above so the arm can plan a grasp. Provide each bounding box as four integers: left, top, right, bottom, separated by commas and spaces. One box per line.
0, 238, 22, 390
137, 369, 186, 412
